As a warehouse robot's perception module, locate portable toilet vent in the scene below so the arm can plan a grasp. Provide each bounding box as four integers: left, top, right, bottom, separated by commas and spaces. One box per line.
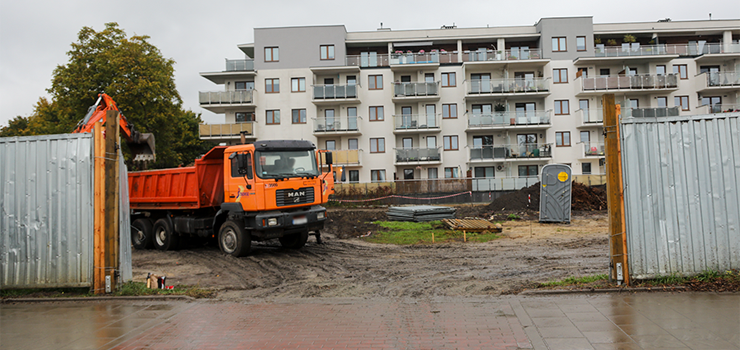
539, 164, 572, 223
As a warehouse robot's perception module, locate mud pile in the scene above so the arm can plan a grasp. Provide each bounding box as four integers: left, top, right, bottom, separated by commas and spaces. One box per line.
486, 182, 607, 212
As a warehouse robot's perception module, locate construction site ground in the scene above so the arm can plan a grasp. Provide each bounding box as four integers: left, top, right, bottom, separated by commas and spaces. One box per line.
131, 206, 610, 300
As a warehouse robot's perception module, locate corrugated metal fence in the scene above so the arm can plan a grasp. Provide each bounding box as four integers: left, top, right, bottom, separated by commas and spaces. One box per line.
621, 113, 740, 278
0, 134, 131, 289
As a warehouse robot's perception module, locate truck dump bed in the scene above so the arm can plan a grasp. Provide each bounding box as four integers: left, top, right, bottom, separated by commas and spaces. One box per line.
129, 147, 226, 210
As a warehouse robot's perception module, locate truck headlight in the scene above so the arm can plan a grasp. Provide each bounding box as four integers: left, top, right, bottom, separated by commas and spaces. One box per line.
268, 218, 278, 226
317, 212, 325, 220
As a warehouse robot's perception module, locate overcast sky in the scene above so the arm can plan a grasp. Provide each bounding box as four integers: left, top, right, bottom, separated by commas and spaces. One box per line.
1, 0, 738, 128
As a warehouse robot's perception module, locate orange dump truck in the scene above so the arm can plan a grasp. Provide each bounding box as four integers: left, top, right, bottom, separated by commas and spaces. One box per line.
128, 140, 338, 256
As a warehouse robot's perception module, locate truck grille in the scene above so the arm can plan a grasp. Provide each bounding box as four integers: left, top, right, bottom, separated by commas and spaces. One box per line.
276, 187, 315, 207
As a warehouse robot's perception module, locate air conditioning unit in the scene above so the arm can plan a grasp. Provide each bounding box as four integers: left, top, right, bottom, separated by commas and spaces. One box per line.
496, 165, 506, 171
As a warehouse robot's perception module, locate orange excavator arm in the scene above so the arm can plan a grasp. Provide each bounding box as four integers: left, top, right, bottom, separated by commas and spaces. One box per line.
73, 93, 156, 162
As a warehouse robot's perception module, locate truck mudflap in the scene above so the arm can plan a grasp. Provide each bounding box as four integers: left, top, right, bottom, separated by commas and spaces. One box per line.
249, 205, 326, 239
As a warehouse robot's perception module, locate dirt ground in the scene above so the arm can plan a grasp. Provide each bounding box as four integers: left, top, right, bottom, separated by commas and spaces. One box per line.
131, 206, 609, 300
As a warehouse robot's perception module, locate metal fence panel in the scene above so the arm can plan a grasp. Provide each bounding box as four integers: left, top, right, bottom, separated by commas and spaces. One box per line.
621, 113, 740, 278
0, 134, 94, 288
119, 154, 132, 283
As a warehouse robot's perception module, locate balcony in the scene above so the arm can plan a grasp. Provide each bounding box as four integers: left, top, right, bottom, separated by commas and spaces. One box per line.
695, 72, 740, 92
466, 78, 550, 99
576, 74, 678, 96
582, 142, 605, 158
394, 147, 442, 165
346, 53, 390, 68
199, 90, 254, 113
695, 104, 740, 115
466, 111, 551, 130
225, 59, 254, 71
469, 144, 552, 162
462, 48, 544, 63
622, 107, 680, 118
390, 52, 439, 66
392, 82, 440, 102
330, 149, 362, 166
313, 116, 361, 135
575, 109, 604, 128
392, 114, 440, 133
312, 84, 359, 105
199, 122, 254, 140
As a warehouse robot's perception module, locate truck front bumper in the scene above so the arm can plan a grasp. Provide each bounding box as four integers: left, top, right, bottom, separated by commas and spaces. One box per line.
250, 205, 326, 239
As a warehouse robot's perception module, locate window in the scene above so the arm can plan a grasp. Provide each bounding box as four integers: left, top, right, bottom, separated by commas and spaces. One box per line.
599, 68, 610, 76
349, 170, 359, 183
291, 109, 306, 124
552, 37, 567, 52
442, 104, 457, 119
556, 131, 571, 147
580, 131, 590, 143
291, 78, 306, 92
428, 168, 438, 179
265, 78, 279, 93
266, 110, 280, 125
235, 112, 254, 123
474, 167, 495, 178
657, 97, 667, 108
554, 100, 570, 115
577, 67, 588, 78
444, 167, 459, 178
371, 170, 386, 182
554, 68, 568, 83
348, 139, 358, 150
264, 47, 279, 62
656, 65, 666, 76
347, 76, 357, 85
402, 138, 413, 149
675, 96, 690, 111
230, 152, 253, 179
441, 72, 456, 87
581, 162, 592, 175
325, 140, 336, 150
370, 138, 385, 153
443, 135, 458, 151
320, 45, 335, 60
235, 81, 254, 90
403, 169, 414, 180
518, 165, 538, 177
425, 73, 435, 83
576, 36, 586, 51
368, 75, 383, 90
628, 68, 638, 76
629, 99, 639, 108
673, 65, 688, 79
369, 106, 384, 121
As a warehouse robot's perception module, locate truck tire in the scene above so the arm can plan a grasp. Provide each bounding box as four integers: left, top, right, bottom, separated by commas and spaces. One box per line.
219, 220, 251, 257
153, 218, 179, 251
279, 231, 309, 249
131, 218, 154, 250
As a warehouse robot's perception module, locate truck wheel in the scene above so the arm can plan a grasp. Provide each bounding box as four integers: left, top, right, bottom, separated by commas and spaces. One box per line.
219, 220, 251, 257
153, 218, 179, 251
131, 218, 154, 250
279, 231, 309, 249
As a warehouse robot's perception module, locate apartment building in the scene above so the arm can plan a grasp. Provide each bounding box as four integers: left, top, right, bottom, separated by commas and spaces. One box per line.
198, 17, 740, 184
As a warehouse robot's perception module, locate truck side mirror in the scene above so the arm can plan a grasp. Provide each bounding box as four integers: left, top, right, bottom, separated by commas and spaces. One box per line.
325, 152, 333, 165
237, 153, 251, 176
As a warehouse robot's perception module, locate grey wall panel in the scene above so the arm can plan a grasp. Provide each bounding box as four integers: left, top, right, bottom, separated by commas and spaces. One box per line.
1, 134, 94, 288
621, 113, 740, 278
119, 155, 132, 283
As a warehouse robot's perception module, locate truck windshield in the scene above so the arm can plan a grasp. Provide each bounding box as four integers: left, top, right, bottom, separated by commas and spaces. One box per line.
255, 150, 319, 179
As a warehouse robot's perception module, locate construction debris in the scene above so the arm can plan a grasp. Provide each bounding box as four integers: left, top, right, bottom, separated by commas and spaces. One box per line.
386, 205, 456, 222
441, 219, 503, 233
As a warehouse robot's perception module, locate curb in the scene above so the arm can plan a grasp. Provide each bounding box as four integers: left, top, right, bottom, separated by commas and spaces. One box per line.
519, 286, 688, 295
1, 295, 196, 303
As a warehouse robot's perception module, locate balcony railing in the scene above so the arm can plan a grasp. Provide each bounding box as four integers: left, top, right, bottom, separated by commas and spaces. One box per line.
592, 43, 740, 58
695, 104, 740, 114
313, 116, 359, 132
462, 48, 543, 62
199, 123, 253, 138
313, 84, 358, 99
395, 147, 442, 163
575, 109, 604, 125
580, 74, 678, 91
393, 82, 439, 97
346, 53, 390, 67
199, 90, 254, 105
583, 142, 605, 157
225, 59, 254, 71
469, 144, 552, 160
390, 52, 439, 65
393, 114, 439, 130
329, 149, 361, 165
468, 78, 549, 94
622, 107, 680, 118
467, 111, 551, 128
704, 72, 740, 87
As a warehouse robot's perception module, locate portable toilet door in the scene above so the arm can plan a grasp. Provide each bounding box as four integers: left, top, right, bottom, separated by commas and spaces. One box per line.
539, 164, 572, 223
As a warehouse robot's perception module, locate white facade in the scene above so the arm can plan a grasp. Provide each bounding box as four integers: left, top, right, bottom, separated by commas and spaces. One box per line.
199, 17, 740, 184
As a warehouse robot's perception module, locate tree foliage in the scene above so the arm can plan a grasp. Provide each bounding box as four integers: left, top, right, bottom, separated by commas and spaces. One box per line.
2, 23, 212, 168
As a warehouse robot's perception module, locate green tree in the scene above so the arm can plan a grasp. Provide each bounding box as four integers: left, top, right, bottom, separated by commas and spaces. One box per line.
0, 116, 32, 137
19, 22, 210, 168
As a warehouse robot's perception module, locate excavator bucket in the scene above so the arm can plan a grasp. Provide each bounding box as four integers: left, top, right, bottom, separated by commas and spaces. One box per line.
128, 131, 156, 162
